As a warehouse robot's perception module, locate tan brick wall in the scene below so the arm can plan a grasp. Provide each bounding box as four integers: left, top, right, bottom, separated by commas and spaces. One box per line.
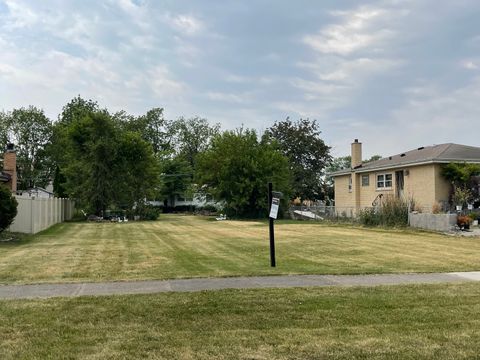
334, 163, 450, 213
357, 172, 394, 208
403, 165, 436, 210
334, 174, 355, 209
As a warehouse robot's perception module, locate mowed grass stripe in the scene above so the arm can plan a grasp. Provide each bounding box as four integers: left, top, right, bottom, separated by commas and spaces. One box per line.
1, 283, 480, 359
1, 215, 480, 284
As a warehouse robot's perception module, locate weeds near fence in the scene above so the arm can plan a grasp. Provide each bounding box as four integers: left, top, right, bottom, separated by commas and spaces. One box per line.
359, 196, 414, 227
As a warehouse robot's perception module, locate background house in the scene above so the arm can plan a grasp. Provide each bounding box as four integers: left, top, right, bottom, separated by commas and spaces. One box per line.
0, 143, 17, 192
330, 140, 480, 214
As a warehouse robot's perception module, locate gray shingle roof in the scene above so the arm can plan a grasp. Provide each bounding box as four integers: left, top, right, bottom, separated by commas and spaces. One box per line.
330, 143, 480, 176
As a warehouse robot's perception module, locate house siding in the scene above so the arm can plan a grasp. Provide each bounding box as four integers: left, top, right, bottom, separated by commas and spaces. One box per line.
333, 174, 355, 213
333, 163, 451, 214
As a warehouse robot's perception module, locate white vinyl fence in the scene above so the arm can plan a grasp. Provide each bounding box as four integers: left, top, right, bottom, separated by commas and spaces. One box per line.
9, 196, 75, 234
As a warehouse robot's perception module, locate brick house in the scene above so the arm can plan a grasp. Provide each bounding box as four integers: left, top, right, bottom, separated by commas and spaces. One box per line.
330, 140, 480, 214
0, 143, 17, 192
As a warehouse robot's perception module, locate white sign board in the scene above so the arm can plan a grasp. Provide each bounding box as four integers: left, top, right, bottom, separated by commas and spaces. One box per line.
269, 197, 280, 219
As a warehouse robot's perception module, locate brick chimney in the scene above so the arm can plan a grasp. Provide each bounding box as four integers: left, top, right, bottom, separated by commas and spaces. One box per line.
3, 143, 17, 192
351, 139, 362, 168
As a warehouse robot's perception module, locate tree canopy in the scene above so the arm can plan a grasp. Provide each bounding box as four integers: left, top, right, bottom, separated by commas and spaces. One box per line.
264, 118, 331, 201
59, 109, 159, 215
196, 129, 292, 218
1, 95, 338, 219
1, 106, 53, 189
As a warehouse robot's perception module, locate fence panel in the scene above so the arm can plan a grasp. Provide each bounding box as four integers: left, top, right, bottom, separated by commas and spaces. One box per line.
9, 196, 75, 234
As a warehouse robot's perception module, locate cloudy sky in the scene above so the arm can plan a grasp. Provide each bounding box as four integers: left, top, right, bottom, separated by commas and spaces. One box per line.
1, 0, 479, 158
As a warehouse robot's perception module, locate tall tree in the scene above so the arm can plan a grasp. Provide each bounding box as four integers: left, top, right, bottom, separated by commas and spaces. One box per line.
50, 96, 101, 196
0, 112, 8, 149
58, 96, 100, 125
3, 107, 53, 189
113, 131, 160, 210
62, 111, 119, 214
123, 108, 173, 154
60, 110, 159, 214
172, 116, 220, 168
196, 128, 291, 218
265, 118, 331, 200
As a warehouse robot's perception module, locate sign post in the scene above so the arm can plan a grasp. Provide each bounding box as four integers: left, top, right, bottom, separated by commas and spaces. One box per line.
268, 182, 277, 267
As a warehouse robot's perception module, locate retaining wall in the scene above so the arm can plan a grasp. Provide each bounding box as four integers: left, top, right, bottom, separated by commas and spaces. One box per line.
408, 213, 457, 232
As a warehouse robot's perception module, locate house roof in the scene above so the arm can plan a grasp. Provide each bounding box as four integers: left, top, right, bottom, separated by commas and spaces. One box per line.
330, 143, 480, 176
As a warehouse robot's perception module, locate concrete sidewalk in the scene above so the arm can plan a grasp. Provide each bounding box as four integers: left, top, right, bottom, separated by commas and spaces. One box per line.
1, 272, 480, 300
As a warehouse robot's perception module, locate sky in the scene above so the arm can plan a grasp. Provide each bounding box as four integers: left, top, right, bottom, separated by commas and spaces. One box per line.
1, 0, 480, 158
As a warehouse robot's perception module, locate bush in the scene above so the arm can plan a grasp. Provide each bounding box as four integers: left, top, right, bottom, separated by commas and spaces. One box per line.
359, 195, 411, 227
133, 205, 161, 220
0, 186, 18, 232
358, 207, 381, 226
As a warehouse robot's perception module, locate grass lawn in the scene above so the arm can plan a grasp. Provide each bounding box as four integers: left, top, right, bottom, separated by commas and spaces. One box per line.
1, 283, 480, 359
1, 214, 480, 284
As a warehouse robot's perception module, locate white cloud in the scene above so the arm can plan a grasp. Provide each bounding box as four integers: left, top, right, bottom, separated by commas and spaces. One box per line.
163, 13, 205, 36
206, 92, 249, 104
460, 60, 479, 70
149, 65, 187, 98
3, 0, 39, 29
302, 6, 397, 55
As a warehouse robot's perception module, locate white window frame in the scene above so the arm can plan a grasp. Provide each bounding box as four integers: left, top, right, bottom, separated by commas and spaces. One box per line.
376, 173, 393, 190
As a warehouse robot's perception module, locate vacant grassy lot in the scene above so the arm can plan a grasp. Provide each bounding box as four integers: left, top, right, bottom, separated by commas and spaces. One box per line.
1, 215, 479, 284
1, 283, 480, 359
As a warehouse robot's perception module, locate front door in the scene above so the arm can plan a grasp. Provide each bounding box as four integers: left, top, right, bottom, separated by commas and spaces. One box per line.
395, 171, 404, 198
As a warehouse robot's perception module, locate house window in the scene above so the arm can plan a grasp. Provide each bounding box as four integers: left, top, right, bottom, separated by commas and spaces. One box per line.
376, 173, 393, 189
362, 175, 370, 187
348, 176, 352, 192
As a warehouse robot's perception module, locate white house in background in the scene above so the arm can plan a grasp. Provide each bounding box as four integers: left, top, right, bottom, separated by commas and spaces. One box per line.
148, 192, 221, 208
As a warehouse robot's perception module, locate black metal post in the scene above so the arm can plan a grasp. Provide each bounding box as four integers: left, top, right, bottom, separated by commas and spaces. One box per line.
268, 182, 276, 267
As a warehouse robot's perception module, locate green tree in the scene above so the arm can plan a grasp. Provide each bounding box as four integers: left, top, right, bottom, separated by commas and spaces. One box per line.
50, 96, 101, 196
197, 129, 291, 218
122, 108, 173, 154
441, 163, 480, 186
264, 118, 331, 201
441, 162, 480, 205
0, 112, 8, 149
3, 107, 53, 189
62, 111, 119, 214
0, 186, 17, 233
58, 96, 100, 125
172, 116, 220, 168
159, 156, 193, 206
366, 155, 382, 163
59, 109, 159, 215
114, 131, 160, 210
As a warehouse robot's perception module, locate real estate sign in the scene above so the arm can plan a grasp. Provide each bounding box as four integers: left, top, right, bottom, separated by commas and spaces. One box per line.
269, 197, 280, 219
